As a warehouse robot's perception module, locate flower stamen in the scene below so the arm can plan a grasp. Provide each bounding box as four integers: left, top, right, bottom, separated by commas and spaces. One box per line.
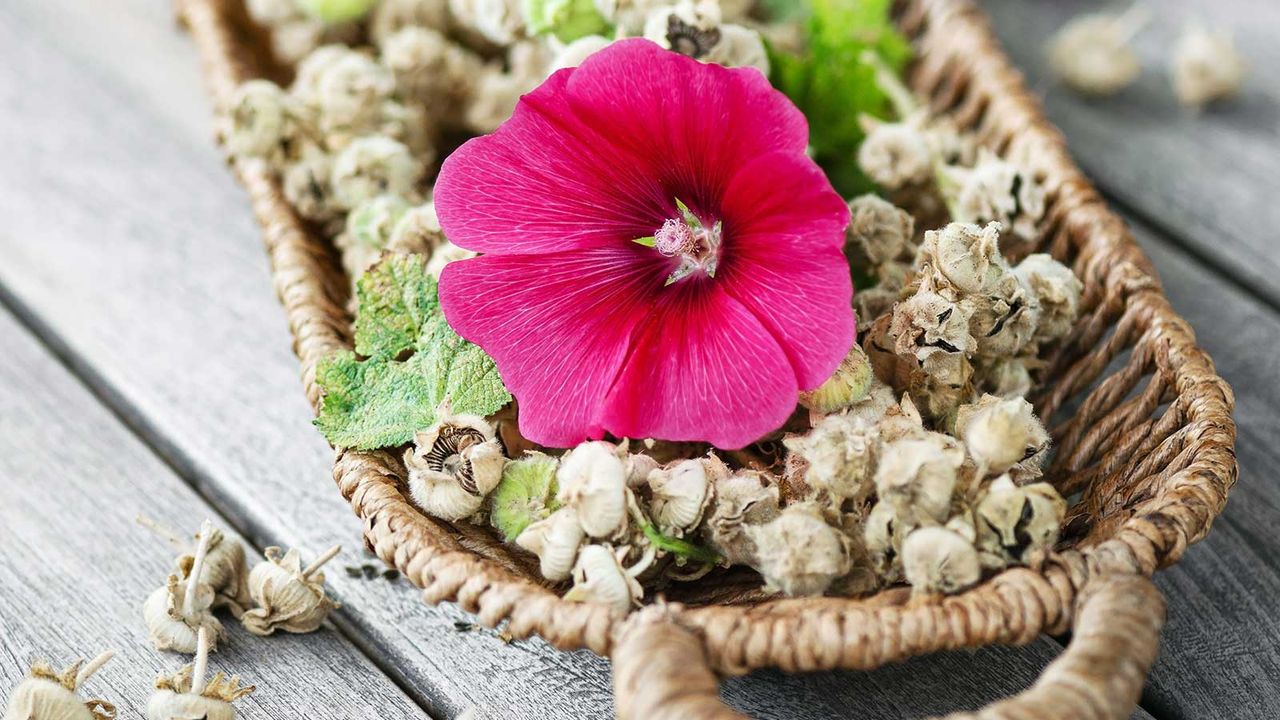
636, 198, 723, 286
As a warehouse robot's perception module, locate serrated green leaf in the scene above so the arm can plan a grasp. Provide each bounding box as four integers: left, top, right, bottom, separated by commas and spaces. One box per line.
315, 254, 512, 450
489, 454, 561, 541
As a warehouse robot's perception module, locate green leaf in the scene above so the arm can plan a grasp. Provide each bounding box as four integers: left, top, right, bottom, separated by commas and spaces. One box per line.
489, 454, 561, 541
523, 0, 612, 42
767, 0, 912, 197
315, 254, 512, 450
641, 523, 722, 565
296, 0, 377, 24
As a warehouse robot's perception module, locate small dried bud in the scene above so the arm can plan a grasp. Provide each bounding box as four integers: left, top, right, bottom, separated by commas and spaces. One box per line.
148, 629, 253, 720
405, 412, 507, 521
3, 653, 116, 720
800, 344, 874, 415
783, 414, 878, 505
176, 524, 251, 618
644, 1, 723, 59
1172, 24, 1247, 108
857, 116, 933, 191
330, 136, 424, 210
747, 505, 852, 596
270, 19, 331, 67
1014, 253, 1083, 346
563, 544, 645, 611
313, 51, 397, 134
1047, 8, 1146, 96
557, 441, 629, 539
339, 194, 412, 281
516, 507, 585, 581
976, 357, 1034, 400
647, 458, 714, 533
846, 194, 916, 269
241, 545, 342, 636
144, 526, 225, 653
370, 0, 452, 47
449, 0, 525, 46
961, 273, 1041, 358
890, 278, 977, 360
874, 433, 964, 525
916, 221, 1009, 296
380, 27, 482, 127
954, 395, 1049, 477
702, 470, 780, 565
974, 476, 1067, 565
225, 80, 299, 163
281, 148, 339, 222
944, 154, 1045, 242
901, 525, 981, 595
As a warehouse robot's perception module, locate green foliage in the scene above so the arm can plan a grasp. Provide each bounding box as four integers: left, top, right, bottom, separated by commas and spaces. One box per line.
767, 0, 912, 197
640, 523, 722, 565
523, 0, 612, 42
315, 255, 511, 450
489, 454, 561, 541
296, 0, 377, 24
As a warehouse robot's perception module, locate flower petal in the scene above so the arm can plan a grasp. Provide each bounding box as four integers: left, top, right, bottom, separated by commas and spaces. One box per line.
718, 151, 855, 390
600, 286, 798, 449
438, 248, 664, 447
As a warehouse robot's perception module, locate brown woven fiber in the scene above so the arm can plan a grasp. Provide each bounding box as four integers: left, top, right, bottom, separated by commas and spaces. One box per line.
178, 0, 1238, 716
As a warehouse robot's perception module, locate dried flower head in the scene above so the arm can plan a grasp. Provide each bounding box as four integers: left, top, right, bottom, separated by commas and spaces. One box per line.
643, 1, 722, 59
436, 39, 853, 449
281, 147, 339, 222
916, 221, 1009, 296
241, 545, 342, 636
380, 27, 482, 127
405, 411, 507, 521
312, 50, 397, 134
148, 629, 253, 720
556, 441, 630, 538
973, 476, 1067, 565
955, 394, 1049, 477
176, 523, 251, 618
901, 525, 981, 595
563, 544, 647, 611
856, 114, 933, 191
646, 458, 715, 533
862, 500, 901, 582
747, 505, 851, 596
783, 413, 878, 505
3, 652, 116, 720
976, 357, 1034, 400
874, 433, 964, 525
701, 470, 781, 564
144, 527, 225, 653
370, 0, 452, 47
225, 80, 300, 164
449, 0, 526, 46
338, 194, 412, 281
944, 153, 1046, 242
1014, 253, 1083, 346
516, 506, 586, 581
845, 194, 916, 270
1172, 24, 1247, 108
961, 272, 1041, 358
330, 136, 424, 211
1047, 7, 1147, 96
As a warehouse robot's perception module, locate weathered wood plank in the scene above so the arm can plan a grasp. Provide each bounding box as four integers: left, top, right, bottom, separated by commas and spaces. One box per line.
0, 310, 428, 719
0, 1, 1141, 719
982, 0, 1280, 308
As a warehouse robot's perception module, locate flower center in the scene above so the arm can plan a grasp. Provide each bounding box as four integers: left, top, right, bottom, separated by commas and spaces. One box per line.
636, 199, 723, 286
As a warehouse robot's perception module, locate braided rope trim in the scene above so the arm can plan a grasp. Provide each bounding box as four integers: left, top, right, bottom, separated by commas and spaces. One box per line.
179, 0, 1237, 672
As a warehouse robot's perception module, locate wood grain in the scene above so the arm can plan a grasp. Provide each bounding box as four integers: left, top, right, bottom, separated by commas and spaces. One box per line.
981, 0, 1280, 308
0, 310, 428, 720
0, 1, 1153, 719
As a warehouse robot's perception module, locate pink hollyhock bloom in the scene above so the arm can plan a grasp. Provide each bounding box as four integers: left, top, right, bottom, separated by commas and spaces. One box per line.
435, 39, 854, 449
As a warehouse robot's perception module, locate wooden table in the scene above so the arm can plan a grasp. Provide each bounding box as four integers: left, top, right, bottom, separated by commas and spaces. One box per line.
0, 0, 1274, 717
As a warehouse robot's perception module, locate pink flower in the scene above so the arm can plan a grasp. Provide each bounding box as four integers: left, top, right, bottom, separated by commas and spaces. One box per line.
435, 39, 854, 449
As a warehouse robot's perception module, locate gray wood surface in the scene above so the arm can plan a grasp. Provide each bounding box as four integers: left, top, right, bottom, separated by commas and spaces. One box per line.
981, 0, 1280, 308
0, 1, 1155, 719
0, 310, 428, 719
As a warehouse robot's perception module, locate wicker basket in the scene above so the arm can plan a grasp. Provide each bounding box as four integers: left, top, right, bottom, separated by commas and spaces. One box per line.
179, 0, 1239, 716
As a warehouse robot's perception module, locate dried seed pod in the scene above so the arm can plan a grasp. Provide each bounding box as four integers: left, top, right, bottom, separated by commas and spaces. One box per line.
147, 628, 253, 720
405, 411, 507, 521
1047, 7, 1147, 96
177, 523, 251, 618
312, 50, 397, 134
381, 27, 483, 127
647, 458, 714, 534
973, 476, 1067, 565
490, 453, 560, 541
857, 115, 933, 191
224, 80, 299, 163
782, 413, 878, 505
241, 545, 342, 636
281, 147, 339, 222
464, 41, 554, 134
388, 201, 448, 256
330, 136, 424, 211
1014, 254, 1083, 346
643, 1, 723, 60
901, 525, 981, 595
516, 506, 585, 581
799, 344, 874, 416
915, 221, 1009, 297
563, 544, 647, 611
845, 194, 916, 270
337, 194, 412, 282
961, 272, 1041, 358
556, 441, 629, 539
2, 652, 116, 720
862, 500, 902, 582
943, 154, 1046, 242
874, 433, 964, 526
890, 273, 977, 359
370, 0, 453, 46
1172, 24, 1247, 108
976, 357, 1034, 400
954, 395, 1049, 477
701, 470, 781, 565
747, 505, 852, 596
144, 526, 225, 654
703, 24, 770, 74
449, 0, 525, 46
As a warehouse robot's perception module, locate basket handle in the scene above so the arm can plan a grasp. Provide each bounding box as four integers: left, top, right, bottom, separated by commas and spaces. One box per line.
611, 573, 1164, 720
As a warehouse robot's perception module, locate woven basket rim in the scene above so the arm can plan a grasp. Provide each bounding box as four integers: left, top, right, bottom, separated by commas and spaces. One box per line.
180, 0, 1237, 674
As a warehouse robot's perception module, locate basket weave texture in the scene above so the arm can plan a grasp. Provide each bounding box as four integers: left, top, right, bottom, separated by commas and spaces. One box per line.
178, 0, 1238, 716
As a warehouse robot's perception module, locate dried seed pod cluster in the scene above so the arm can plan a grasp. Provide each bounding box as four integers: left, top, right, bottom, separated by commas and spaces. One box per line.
147, 628, 254, 720
2, 652, 116, 720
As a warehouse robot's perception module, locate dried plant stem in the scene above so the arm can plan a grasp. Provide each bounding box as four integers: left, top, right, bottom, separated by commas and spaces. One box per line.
191, 627, 211, 695
183, 519, 214, 612
74, 650, 115, 687
302, 544, 342, 579
136, 513, 186, 550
